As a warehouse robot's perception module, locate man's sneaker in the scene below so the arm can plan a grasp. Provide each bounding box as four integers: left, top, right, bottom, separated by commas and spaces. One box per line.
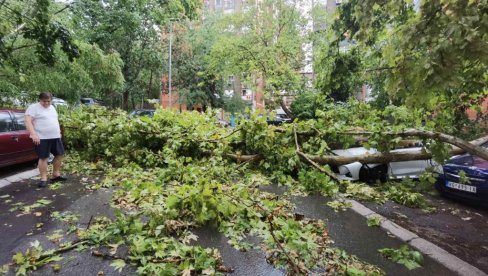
38, 180, 48, 188
50, 176, 68, 182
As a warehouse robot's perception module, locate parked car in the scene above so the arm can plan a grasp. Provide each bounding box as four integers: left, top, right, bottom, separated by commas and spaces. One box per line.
266, 108, 292, 126
80, 97, 105, 106
266, 117, 292, 126
52, 97, 68, 107
0, 108, 37, 168
129, 109, 155, 118
332, 146, 434, 183
435, 143, 488, 206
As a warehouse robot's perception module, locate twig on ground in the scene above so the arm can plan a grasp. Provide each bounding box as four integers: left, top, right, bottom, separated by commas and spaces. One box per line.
267, 216, 308, 275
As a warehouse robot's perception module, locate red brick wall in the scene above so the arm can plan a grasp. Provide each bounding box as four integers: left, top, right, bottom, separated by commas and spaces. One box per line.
466, 98, 488, 120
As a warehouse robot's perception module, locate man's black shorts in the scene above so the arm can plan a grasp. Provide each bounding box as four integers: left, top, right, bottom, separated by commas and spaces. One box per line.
35, 138, 65, 159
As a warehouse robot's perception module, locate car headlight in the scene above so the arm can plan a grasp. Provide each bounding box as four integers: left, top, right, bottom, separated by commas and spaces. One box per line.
338, 166, 351, 177
433, 165, 444, 174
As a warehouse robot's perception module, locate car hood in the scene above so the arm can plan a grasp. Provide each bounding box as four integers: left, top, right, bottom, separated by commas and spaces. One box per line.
444, 154, 488, 177
331, 147, 377, 156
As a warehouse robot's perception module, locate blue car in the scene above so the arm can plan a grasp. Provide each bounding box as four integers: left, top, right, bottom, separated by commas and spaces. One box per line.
435, 147, 488, 206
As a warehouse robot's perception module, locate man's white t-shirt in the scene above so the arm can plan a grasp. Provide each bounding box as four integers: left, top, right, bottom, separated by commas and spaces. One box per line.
25, 103, 61, 139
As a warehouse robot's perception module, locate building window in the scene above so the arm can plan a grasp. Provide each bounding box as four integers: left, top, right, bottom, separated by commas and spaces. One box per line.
335, 0, 342, 4
226, 75, 235, 87
215, 0, 221, 7
224, 0, 234, 10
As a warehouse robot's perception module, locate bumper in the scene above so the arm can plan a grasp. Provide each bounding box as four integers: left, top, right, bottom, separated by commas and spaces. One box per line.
435, 177, 488, 206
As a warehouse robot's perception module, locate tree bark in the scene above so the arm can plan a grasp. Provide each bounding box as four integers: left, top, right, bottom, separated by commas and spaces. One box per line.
226, 153, 263, 162
309, 150, 433, 166
342, 129, 488, 161
227, 135, 488, 166
308, 135, 488, 166
280, 97, 294, 120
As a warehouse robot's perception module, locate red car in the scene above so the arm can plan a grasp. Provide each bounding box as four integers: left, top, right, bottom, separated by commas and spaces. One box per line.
0, 108, 37, 168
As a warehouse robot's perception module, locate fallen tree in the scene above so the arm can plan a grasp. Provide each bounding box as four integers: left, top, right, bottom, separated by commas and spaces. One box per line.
227, 130, 488, 167
45, 105, 485, 275
340, 129, 488, 161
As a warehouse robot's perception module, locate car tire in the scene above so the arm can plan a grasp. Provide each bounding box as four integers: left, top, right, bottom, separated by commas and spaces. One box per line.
359, 164, 388, 184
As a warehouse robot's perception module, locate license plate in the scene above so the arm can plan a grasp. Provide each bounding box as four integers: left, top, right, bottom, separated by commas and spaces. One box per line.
446, 181, 477, 193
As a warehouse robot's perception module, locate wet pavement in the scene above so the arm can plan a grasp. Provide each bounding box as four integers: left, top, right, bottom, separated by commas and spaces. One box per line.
292, 195, 452, 275
0, 172, 484, 275
362, 194, 488, 273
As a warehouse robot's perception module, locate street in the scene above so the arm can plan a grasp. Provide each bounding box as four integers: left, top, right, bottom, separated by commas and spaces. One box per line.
0, 163, 486, 275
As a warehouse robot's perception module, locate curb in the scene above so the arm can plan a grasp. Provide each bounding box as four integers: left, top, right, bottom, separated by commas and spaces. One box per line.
345, 199, 488, 276
0, 169, 39, 189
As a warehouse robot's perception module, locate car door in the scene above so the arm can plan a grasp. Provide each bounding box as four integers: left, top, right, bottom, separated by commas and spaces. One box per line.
0, 110, 36, 168
388, 147, 432, 178
0, 110, 17, 167
11, 111, 36, 163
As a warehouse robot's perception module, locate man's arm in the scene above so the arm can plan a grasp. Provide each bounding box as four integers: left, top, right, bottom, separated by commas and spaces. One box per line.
25, 115, 40, 145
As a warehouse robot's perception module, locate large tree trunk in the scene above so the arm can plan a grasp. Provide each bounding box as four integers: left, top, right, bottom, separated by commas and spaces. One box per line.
123, 90, 129, 110
308, 135, 488, 166
280, 97, 294, 120
342, 129, 488, 161
227, 135, 488, 166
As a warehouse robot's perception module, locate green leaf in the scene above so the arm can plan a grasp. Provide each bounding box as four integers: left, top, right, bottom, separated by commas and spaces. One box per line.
12, 252, 25, 265
16, 265, 27, 276
110, 259, 126, 273
379, 246, 423, 270
166, 195, 180, 209
367, 216, 382, 227
346, 266, 366, 276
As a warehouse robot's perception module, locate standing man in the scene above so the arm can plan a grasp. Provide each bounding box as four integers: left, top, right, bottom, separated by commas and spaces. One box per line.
25, 92, 67, 187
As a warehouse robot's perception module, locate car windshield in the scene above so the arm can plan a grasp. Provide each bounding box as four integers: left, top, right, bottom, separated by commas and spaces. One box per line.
130, 110, 154, 117
81, 98, 93, 104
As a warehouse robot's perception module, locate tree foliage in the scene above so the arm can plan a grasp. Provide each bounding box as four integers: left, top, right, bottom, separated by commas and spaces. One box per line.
0, 0, 200, 108
0, 40, 124, 104
207, 0, 309, 106
170, 17, 225, 109
314, 42, 364, 102
70, 0, 199, 109
310, 0, 488, 135
0, 0, 79, 66
51, 106, 408, 274
19, 101, 479, 274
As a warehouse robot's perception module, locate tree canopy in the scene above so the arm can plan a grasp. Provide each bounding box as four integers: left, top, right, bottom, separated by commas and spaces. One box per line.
301, 0, 488, 135
0, 0, 200, 108
207, 0, 309, 109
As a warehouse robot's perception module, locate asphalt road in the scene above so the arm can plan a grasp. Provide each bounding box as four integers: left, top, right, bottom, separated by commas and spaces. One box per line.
0, 163, 486, 275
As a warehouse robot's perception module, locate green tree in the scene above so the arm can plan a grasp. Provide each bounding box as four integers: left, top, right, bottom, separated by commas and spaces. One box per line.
71, 0, 200, 109
314, 0, 488, 135
314, 41, 363, 102
170, 17, 225, 110
0, 0, 126, 104
208, 0, 309, 113
0, 0, 79, 66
